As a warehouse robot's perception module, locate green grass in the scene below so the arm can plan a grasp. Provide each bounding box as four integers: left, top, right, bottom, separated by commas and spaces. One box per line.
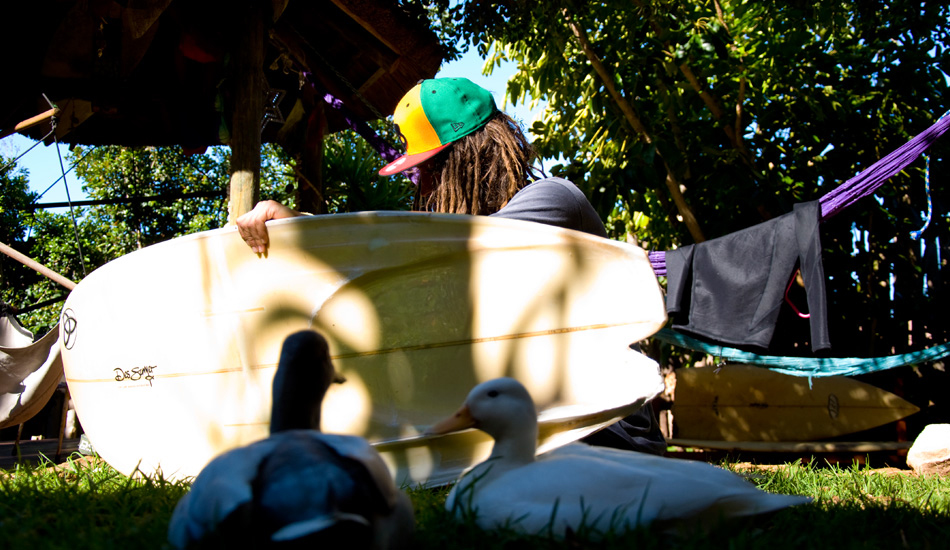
1, 455, 948, 549
0, 456, 188, 550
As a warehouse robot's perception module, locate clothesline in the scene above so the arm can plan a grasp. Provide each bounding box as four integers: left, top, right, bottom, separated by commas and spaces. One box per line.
648, 112, 950, 276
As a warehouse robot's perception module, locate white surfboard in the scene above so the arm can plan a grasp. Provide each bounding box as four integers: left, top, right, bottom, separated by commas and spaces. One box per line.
59, 212, 666, 486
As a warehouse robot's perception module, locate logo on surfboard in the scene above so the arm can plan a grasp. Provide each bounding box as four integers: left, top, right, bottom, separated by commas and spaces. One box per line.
827, 393, 840, 419
62, 309, 78, 350
114, 366, 158, 387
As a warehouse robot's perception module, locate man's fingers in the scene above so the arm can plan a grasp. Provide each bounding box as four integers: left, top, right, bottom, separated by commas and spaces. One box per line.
235, 200, 300, 255
236, 213, 270, 254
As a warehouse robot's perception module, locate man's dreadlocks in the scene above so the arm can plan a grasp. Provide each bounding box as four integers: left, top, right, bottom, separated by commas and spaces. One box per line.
419, 112, 544, 215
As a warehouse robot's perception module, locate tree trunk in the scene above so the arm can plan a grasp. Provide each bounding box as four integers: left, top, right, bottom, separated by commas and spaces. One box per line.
295, 103, 327, 214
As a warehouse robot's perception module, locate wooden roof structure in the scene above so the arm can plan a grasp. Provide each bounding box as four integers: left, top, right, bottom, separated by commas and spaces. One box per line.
1, 0, 445, 216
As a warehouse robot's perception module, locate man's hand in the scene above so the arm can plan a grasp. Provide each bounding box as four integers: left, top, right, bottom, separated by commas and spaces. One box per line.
236, 200, 300, 255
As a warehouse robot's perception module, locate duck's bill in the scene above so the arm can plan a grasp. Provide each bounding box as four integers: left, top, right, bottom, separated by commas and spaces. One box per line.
425, 405, 476, 435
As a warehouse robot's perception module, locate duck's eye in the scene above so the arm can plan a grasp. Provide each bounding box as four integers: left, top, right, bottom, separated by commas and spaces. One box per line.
487, 390, 499, 398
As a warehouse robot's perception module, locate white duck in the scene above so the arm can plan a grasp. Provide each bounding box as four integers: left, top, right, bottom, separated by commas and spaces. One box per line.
167, 330, 414, 549
428, 377, 809, 538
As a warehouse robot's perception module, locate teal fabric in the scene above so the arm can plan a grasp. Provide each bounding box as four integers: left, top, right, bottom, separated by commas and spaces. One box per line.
652, 328, 950, 378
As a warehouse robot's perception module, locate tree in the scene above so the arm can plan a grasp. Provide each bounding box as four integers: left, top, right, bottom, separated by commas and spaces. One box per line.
0, 146, 230, 332
72, 145, 232, 250
2, 130, 414, 334
0, 160, 35, 246
434, 0, 949, 361
0, 158, 42, 319
322, 127, 415, 213
267, 123, 416, 213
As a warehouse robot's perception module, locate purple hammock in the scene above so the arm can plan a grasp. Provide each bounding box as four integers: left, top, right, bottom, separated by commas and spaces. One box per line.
320, 83, 950, 276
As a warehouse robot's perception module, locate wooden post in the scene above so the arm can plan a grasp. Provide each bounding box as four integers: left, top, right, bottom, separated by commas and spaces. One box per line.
227, 1, 265, 224
295, 102, 327, 214
56, 385, 70, 461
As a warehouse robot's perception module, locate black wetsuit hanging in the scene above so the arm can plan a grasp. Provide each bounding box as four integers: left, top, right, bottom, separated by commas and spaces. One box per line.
666, 200, 831, 352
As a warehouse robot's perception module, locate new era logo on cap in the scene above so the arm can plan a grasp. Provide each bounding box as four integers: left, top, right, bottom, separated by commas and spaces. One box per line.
451, 122, 465, 132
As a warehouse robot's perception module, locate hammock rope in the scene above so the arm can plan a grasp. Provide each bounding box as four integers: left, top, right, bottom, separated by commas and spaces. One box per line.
48, 99, 87, 277
910, 152, 933, 240
909, 110, 947, 239
652, 328, 950, 378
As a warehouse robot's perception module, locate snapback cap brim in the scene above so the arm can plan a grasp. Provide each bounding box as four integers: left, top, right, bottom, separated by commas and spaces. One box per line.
378, 143, 450, 176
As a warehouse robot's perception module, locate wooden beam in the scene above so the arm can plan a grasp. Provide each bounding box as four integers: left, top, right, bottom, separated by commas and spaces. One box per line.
359, 66, 388, 94
0, 241, 76, 290
0, 107, 59, 141
330, 0, 403, 55
269, 22, 396, 100
227, 2, 265, 224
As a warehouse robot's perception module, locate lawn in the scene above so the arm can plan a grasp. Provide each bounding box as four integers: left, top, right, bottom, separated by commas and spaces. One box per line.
1, 454, 948, 549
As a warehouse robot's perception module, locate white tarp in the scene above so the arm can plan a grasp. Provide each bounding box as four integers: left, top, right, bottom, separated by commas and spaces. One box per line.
0, 314, 63, 429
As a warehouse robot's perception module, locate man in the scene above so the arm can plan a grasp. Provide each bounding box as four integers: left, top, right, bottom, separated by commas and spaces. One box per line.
237, 77, 666, 454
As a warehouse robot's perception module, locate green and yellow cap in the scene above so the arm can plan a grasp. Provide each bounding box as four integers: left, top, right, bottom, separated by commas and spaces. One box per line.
379, 78, 498, 176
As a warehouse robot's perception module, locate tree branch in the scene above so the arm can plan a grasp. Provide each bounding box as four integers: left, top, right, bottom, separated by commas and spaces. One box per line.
564, 11, 650, 139
562, 7, 705, 242
679, 63, 726, 121
638, 0, 752, 168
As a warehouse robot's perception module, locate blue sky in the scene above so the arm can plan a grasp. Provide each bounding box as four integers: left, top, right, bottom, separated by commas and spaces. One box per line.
3, 130, 77, 207
439, 47, 544, 127
2, 49, 539, 208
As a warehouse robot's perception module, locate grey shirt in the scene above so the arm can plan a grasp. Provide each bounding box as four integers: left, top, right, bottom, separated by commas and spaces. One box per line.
492, 177, 608, 237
